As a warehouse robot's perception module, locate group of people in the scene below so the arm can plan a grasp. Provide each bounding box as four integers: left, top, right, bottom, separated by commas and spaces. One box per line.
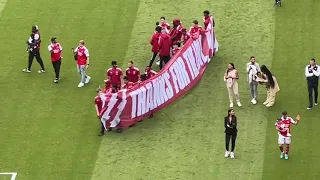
224, 56, 280, 108
93, 10, 215, 135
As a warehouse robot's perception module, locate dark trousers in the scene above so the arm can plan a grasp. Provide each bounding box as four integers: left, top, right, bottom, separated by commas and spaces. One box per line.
308, 81, 318, 107
100, 122, 105, 134
52, 59, 61, 79
159, 55, 171, 70
225, 132, 237, 152
28, 49, 45, 70
149, 52, 158, 67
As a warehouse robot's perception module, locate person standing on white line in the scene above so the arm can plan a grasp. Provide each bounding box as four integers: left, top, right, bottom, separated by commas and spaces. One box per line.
73, 40, 91, 88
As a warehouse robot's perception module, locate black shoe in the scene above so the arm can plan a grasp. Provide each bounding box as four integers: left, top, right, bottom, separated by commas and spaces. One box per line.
307, 106, 313, 110
98, 133, 105, 136
106, 128, 112, 132
115, 128, 123, 133
54, 78, 60, 83
129, 124, 135, 127
149, 114, 154, 119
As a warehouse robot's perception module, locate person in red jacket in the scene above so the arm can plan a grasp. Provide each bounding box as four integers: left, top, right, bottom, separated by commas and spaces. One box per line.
145, 66, 158, 80
158, 29, 172, 70
170, 19, 183, 47
149, 26, 162, 67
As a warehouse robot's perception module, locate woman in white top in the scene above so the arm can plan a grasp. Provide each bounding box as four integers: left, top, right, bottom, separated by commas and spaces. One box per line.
224, 63, 242, 108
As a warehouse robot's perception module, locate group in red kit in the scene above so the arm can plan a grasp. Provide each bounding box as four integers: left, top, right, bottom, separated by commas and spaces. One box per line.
93, 10, 214, 135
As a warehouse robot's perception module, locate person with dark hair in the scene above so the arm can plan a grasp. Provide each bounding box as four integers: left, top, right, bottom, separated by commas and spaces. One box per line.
122, 76, 134, 89
48, 37, 62, 83
94, 88, 106, 136
246, 56, 260, 104
138, 74, 147, 82
150, 26, 162, 67
126, 61, 140, 83
103, 80, 112, 94
145, 66, 157, 80
256, 65, 280, 107
224, 63, 241, 108
305, 58, 320, 109
274, 0, 282, 7
172, 42, 181, 56
189, 20, 202, 35
160, 17, 170, 33
275, 111, 300, 160
23, 25, 46, 73
181, 28, 190, 45
224, 109, 237, 159
106, 61, 123, 90
203, 10, 215, 30
170, 18, 183, 47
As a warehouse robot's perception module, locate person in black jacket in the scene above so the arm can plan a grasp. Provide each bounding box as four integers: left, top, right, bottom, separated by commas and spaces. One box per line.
224, 109, 238, 159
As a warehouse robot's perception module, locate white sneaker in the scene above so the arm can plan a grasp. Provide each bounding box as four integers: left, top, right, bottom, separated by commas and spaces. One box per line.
78, 82, 85, 88
229, 103, 234, 108
224, 151, 230, 158
53, 78, 60, 83
251, 98, 257, 105
156, 61, 160, 66
263, 101, 269, 105
230, 152, 235, 159
266, 104, 273, 107
23, 68, 31, 73
38, 69, 45, 73
237, 101, 242, 107
85, 76, 91, 84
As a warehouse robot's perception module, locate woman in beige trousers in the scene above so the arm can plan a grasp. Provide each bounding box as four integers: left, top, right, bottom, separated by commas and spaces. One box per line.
256, 65, 280, 107
224, 63, 242, 108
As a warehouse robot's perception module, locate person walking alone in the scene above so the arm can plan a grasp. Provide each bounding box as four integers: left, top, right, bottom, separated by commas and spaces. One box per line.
23, 25, 46, 73
305, 58, 320, 110
48, 37, 62, 83
256, 65, 280, 107
73, 40, 91, 88
224, 63, 241, 108
224, 109, 238, 159
246, 56, 260, 104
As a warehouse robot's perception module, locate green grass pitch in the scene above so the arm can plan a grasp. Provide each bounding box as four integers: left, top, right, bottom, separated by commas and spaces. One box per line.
0, 0, 320, 179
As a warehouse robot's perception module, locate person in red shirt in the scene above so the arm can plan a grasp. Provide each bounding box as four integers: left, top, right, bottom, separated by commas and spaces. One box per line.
48, 37, 62, 83
126, 61, 140, 83
103, 80, 112, 94
160, 17, 170, 33
122, 76, 135, 89
145, 66, 158, 80
94, 88, 108, 136
74, 40, 91, 88
172, 42, 181, 56
189, 20, 203, 36
149, 26, 162, 67
170, 19, 183, 47
158, 29, 172, 70
181, 28, 190, 45
203, 10, 215, 30
106, 61, 123, 90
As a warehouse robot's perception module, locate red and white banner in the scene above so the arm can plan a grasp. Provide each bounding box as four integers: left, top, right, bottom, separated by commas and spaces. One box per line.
99, 17, 218, 129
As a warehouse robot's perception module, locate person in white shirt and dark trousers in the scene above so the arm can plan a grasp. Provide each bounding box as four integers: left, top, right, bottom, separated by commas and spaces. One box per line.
305, 58, 320, 110
246, 56, 260, 104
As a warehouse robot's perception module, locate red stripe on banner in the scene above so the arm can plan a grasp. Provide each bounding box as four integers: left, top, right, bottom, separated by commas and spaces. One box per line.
99, 17, 217, 129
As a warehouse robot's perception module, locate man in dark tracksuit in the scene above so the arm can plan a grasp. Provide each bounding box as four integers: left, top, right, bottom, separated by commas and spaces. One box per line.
23, 25, 45, 73
305, 58, 320, 110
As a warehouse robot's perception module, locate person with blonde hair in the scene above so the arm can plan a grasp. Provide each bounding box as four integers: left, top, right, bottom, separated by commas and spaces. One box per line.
256, 65, 280, 107
224, 63, 242, 108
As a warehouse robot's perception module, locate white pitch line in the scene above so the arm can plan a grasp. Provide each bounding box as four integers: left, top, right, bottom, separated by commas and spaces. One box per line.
0, 172, 18, 180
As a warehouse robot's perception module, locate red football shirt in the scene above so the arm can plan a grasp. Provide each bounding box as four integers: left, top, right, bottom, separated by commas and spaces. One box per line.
75, 46, 89, 66
189, 26, 202, 35
126, 67, 140, 83
172, 47, 181, 56
94, 96, 103, 112
161, 22, 170, 33
48, 43, 62, 62
146, 70, 157, 80
107, 67, 123, 85
275, 116, 296, 137
182, 34, 190, 44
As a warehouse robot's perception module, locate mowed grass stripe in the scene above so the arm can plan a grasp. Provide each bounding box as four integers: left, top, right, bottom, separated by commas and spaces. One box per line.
262, 1, 320, 180
91, 0, 275, 180
0, 0, 140, 180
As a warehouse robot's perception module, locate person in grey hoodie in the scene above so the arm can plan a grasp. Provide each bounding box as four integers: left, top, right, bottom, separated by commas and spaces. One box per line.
246, 56, 260, 104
